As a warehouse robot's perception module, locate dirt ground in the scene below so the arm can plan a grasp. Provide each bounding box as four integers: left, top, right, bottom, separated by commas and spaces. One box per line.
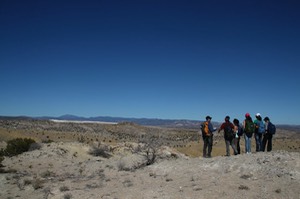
0, 141, 300, 199
0, 120, 299, 199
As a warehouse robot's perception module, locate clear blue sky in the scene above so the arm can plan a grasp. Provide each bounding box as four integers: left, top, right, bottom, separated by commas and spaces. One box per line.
1, 0, 299, 125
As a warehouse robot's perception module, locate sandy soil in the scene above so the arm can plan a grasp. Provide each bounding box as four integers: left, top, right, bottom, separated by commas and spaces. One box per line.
0, 119, 299, 199
1, 141, 299, 199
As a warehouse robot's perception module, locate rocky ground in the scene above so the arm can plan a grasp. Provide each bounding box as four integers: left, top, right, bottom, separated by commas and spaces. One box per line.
0, 119, 299, 199
0, 141, 299, 199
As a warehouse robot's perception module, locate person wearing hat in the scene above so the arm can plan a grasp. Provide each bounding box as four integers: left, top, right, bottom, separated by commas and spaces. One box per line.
253, 113, 265, 152
243, 113, 255, 154
218, 116, 238, 156
201, 116, 216, 158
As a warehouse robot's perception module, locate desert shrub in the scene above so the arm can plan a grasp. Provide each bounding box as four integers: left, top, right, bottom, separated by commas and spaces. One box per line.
275, 188, 281, 193
64, 193, 73, 199
138, 136, 163, 166
88, 146, 111, 158
78, 135, 85, 143
1, 138, 36, 157
60, 185, 70, 192
117, 159, 127, 171
32, 178, 44, 190
40, 170, 55, 178
239, 185, 249, 190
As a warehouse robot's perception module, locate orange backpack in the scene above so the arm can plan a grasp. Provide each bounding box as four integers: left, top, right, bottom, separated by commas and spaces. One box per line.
201, 121, 210, 136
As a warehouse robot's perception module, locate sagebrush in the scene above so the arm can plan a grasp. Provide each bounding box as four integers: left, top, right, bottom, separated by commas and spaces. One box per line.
0, 138, 36, 157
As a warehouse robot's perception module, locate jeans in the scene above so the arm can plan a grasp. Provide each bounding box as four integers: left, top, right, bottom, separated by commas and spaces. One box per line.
262, 133, 273, 152
255, 133, 263, 152
225, 138, 238, 156
244, 135, 252, 153
203, 135, 213, 157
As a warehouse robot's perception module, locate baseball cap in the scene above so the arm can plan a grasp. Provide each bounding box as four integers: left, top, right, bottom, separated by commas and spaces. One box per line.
206, 116, 212, 120
245, 113, 250, 117
255, 113, 261, 117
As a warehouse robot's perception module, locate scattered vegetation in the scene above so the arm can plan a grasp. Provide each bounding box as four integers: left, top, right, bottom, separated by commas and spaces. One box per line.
88, 145, 112, 158
117, 159, 127, 171
40, 170, 56, 178
138, 135, 163, 166
240, 174, 253, 179
32, 178, 44, 190
41, 139, 54, 143
60, 185, 70, 192
238, 185, 250, 190
64, 193, 73, 199
275, 188, 282, 193
0, 138, 36, 157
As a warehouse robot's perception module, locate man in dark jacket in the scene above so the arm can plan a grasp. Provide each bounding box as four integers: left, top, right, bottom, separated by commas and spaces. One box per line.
218, 116, 238, 156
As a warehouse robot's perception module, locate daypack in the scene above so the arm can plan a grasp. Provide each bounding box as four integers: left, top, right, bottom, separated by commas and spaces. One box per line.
224, 123, 234, 139
245, 120, 255, 134
268, 122, 276, 134
257, 120, 265, 134
201, 122, 210, 136
237, 125, 244, 136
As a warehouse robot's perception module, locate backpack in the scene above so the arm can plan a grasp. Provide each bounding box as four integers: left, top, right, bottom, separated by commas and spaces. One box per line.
257, 120, 265, 134
245, 119, 255, 136
268, 122, 276, 134
224, 123, 234, 139
237, 125, 244, 136
201, 122, 210, 136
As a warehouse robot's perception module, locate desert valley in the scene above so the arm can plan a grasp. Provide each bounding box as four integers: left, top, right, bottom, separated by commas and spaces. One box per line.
0, 117, 299, 199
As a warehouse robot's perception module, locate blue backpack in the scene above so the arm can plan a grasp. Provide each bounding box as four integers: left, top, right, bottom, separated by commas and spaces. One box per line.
268, 122, 276, 134
237, 125, 244, 136
257, 120, 265, 134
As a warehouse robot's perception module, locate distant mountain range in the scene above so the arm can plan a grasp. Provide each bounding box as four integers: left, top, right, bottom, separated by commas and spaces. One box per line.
39, 114, 204, 129
1, 114, 300, 131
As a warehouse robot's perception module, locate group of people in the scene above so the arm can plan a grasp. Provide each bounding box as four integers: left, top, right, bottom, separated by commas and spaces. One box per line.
201, 113, 276, 158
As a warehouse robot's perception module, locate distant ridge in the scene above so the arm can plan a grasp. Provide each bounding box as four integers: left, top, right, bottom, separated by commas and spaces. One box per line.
1, 115, 300, 131
38, 114, 203, 129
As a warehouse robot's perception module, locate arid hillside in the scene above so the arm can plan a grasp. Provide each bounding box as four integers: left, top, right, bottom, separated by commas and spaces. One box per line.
1, 118, 299, 157
0, 118, 300, 199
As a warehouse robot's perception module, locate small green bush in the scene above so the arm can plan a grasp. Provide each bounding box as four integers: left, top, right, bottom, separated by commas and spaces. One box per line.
1, 138, 36, 157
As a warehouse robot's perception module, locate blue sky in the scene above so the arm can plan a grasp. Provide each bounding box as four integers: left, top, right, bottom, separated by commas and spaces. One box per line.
1, 0, 300, 125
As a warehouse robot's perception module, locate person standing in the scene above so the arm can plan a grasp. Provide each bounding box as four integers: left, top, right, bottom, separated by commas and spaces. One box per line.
233, 118, 242, 154
243, 113, 255, 154
201, 116, 216, 158
253, 113, 265, 152
262, 117, 275, 152
218, 116, 238, 156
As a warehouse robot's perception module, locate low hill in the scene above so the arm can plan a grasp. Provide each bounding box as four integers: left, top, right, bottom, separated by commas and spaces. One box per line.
0, 141, 299, 199
0, 117, 299, 198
